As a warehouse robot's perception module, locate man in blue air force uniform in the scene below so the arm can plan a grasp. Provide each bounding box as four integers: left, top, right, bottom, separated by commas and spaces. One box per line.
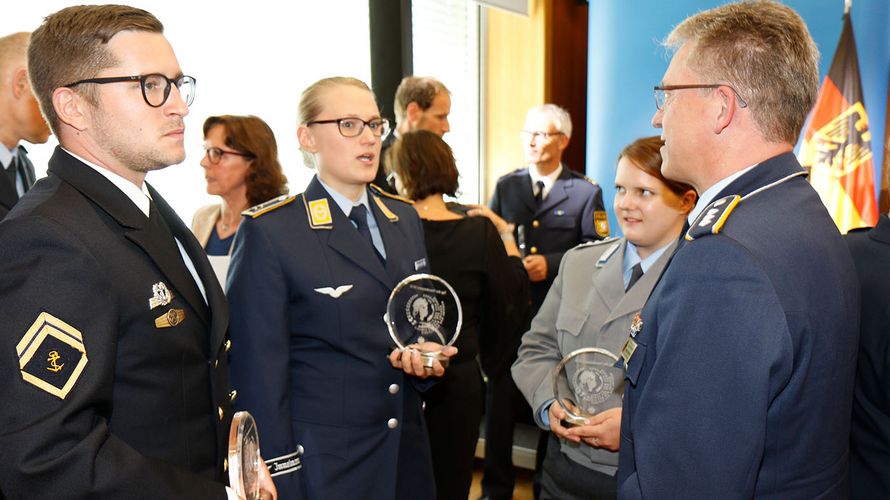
483, 103, 608, 500
618, 2, 859, 498
226, 176, 437, 499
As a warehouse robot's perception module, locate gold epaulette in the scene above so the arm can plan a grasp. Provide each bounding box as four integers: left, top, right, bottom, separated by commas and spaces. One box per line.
241, 194, 296, 219
369, 184, 413, 204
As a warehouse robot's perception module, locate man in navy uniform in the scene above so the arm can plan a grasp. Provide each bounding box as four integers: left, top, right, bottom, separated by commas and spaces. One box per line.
0, 6, 274, 499
618, 2, 859, 498
0, 31, 50, 217
483, 103, 608, 500
846, 216, 890, 498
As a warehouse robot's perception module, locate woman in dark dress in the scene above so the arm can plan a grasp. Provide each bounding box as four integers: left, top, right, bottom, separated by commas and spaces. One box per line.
387, 130, 530, 500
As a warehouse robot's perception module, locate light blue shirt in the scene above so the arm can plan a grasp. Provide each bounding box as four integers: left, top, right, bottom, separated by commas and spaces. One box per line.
0, 143, 26, 197
688, 164, 758, 225
621, 241, 672, 290
317, 177, 387, 259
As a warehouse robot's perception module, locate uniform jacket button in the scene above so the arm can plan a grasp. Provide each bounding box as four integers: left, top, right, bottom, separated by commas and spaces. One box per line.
532, 220, 540, 228
218, 406, 224, 421
387, 418, 398, 429
225, 339, 232, 352
530, 246, 538, 254
229, 389, 238, 402
389, 384, 400, 394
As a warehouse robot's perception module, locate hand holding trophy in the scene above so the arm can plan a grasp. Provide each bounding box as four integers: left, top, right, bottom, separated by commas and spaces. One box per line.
228, 411, 280, 500
385, 274, 462, 373
552, 347, 624, 427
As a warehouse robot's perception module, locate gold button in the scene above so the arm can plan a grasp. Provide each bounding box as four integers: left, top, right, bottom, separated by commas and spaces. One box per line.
223, 458, 228, 471
532, 220, 540, 228
387, 418, 398, 429
214, 359, 219, 368
218, 406, 224, 421
229, 390, 237, 402
530, 246, 538, 254
388, 384, 400, 395
225, 339, 232, 352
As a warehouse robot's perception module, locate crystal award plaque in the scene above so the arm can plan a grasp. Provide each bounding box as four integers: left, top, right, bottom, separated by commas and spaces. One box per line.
228, 411, 262, 500
552, 347, 623, 426
384, 273, 462, 369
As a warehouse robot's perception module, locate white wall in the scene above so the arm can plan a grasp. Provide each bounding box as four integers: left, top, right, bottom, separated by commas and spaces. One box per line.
1, 0, 371, 222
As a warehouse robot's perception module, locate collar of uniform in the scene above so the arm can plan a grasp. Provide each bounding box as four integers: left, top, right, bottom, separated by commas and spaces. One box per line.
0, 142, 17, 169
528, 163, 563, 198
621, 241, 672, 287
61, 146, 151, 217
688, 163, 757, 226
316, 176, 372, 219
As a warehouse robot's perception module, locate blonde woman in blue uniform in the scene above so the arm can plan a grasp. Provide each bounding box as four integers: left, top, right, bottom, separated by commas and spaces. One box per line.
512, 136, 695, 499
226, 77, 454, 499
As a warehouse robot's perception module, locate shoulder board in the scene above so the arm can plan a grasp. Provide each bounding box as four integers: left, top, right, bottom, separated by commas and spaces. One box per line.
685, 195, 741, 241
241, 194, 296, 219
369, 184, 413, 204
569, 236, 618, 253
568, 169, 599, 186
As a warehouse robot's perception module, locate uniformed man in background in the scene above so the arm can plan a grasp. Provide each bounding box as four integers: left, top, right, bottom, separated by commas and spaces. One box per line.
482, 103, 608, 500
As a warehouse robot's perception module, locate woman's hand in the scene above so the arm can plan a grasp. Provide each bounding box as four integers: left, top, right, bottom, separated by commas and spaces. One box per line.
563, 407, 622, 451
388, 342, 458, 378
465, 204, 510, 233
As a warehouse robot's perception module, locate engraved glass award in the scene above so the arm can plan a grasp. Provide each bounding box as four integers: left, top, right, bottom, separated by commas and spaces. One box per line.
228, 411, 262, 500
384, 273, 462, 368
552, 347, 623, 426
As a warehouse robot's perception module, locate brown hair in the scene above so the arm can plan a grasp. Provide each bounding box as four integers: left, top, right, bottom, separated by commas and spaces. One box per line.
28, 5, 164, 135
203, 115, 288, 206
619, 136, 695, 198
298, 76, 375, 168
393, 76, 449, 125
387, 130, 458, 200
665, 0, 819, 144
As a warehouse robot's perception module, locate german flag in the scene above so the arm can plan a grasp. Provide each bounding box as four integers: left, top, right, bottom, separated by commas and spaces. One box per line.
800, 12, 877, 234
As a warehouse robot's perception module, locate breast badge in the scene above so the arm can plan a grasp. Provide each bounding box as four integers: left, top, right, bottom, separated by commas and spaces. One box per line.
148, 282, 173, 310
17, 312, 89, 399
155, 308, 186, 328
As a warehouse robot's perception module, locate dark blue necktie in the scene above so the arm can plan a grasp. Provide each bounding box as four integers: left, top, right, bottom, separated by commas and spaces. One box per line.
626, 263, 644, 292
349, 204, 384, 263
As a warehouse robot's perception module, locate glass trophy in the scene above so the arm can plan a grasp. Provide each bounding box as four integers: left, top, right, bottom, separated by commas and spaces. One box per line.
552, 347, 623, 426
228, 411, 262, 500
384, 273, 462, 369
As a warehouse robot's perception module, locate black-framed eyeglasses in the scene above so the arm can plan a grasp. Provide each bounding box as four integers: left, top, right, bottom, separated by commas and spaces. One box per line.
519, 130, 564, 143
653, 84, 748, 111
63, 73, 197, 108
306, 117, 391, 139
203, 147, 253, 165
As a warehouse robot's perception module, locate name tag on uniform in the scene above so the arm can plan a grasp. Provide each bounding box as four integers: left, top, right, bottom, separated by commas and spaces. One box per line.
621, 337, 637, 366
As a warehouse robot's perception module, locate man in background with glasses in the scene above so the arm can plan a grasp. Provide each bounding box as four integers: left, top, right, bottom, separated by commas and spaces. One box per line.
0, 5, 274, 499
618, 1, 859, 498
482, 103, 608, 500
0, 31, 50, 219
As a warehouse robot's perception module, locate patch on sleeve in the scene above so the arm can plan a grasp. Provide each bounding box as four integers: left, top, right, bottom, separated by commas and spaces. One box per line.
16, 312, 89, 400
685, 195, 740, 241
594, 211, 610, 238
266, 447, 303, 477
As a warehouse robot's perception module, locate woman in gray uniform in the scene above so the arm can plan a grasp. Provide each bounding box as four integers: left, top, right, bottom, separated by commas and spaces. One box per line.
511, 136, 696, 499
